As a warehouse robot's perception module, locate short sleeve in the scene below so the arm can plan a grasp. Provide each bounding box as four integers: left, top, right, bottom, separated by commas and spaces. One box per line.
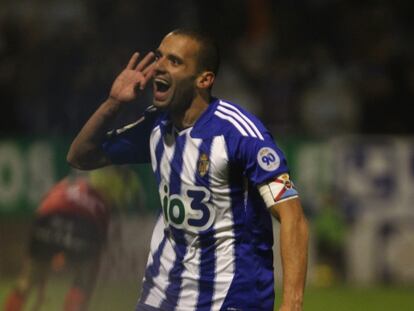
102, 107, 160, 164
233, 132, 290, 186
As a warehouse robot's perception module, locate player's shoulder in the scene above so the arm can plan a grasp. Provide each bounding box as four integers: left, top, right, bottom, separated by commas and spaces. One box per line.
210, 99, 268, 141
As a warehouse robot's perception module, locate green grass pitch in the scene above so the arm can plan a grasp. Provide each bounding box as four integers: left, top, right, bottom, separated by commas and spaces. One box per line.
1, 277, 413, 310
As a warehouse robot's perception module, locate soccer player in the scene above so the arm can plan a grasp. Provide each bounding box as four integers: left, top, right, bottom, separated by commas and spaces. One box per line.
3, 168, 126, 311
67, 29, 309, 311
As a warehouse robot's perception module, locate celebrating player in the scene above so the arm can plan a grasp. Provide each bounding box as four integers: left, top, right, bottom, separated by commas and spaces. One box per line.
67, 29, 309, 311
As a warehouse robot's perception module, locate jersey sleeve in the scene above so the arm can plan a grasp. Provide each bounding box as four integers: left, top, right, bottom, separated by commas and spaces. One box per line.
102, 107, 159, 164
232, 131, 290, 186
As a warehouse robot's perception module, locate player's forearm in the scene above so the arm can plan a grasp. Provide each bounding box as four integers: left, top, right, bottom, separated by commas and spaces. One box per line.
279, 202, 309, 310
67, 98, 122, 170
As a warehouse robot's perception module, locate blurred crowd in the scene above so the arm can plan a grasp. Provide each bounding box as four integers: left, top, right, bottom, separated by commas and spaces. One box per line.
0, 0, 413, 138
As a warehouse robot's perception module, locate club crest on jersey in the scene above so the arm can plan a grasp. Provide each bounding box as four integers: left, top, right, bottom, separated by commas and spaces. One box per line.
197, 153, 209, 177
257, 147, 280, 171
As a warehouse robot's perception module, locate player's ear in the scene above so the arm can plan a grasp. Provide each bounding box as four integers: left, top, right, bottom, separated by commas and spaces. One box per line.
196, 71, 215, 90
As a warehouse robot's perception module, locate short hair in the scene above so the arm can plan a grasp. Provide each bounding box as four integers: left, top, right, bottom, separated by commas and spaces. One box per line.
170, 28, 220, 76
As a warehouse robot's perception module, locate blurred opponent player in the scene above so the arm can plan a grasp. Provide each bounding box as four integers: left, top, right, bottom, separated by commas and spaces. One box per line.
3, 167, 134, 311
67, 29, 309, 310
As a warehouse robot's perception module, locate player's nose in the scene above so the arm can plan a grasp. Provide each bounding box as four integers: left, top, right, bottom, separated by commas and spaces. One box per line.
154, 56, 167, 73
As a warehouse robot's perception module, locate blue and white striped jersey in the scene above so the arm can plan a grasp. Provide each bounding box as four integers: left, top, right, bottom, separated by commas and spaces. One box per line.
103, 98, 294, 311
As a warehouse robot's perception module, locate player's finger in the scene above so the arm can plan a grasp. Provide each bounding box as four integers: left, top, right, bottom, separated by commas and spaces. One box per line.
143, 61, 156, 76
126, 52, 140, 69
140, 65, 156, 90
135, 51, 155, 72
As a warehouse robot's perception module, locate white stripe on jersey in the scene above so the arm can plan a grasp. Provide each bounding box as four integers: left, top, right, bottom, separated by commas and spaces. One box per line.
214, 111, 248, 137
219, 100, 264, 140
160, 132, 175, 185
143, 130, 177, 308
140, 216, 168, 306
209, 136, 235, 310
141, 214, 164, 288
180, 133, 202, 187
149, 126, 162, 173
211, 236, 236, 309
217, 105, 258, 139
208, 136, 230, 193
114, 116, 145, 135
145, 215, 164, 267
176, 132, 202, 308
144, 228, 177, 308
176, 247, 201, 310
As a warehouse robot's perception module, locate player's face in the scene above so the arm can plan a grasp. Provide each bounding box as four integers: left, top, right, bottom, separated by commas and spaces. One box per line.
152, 34, 201, 110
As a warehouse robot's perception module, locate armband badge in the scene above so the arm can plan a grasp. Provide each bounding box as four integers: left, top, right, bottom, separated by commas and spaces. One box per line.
271, 173, 297, 202
276, 173, 294, 189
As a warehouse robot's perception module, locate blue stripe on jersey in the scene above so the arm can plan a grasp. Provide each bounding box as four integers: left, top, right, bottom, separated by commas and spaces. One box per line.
221, 167, 256, 309
195, 139, 215, 311
248, 185, 275, 310
159, 231, 186, 310
196, 236, 216, 310
139, 223, 167, 304
159, 134, 188, 310
221, 170, 275, 310
220, 172, 274, 310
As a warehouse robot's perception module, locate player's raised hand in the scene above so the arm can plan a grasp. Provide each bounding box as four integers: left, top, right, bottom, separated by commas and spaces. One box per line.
109, 52, 156, 103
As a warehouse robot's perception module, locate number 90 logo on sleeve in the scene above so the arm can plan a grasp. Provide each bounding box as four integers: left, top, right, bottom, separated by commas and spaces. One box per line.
257, 147, 280, 172
159, 181, 215, 232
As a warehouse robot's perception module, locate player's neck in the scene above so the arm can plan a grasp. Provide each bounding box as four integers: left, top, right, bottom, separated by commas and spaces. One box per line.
171, 93, 210, 130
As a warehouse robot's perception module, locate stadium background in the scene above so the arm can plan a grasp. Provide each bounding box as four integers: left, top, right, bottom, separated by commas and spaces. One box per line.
1, 0, 413, 310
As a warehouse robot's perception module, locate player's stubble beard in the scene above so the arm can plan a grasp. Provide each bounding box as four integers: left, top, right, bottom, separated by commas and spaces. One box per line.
154, 74, 197, 117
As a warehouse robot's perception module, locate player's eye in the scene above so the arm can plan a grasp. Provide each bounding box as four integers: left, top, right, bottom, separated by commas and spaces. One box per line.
169, 56, 182, 66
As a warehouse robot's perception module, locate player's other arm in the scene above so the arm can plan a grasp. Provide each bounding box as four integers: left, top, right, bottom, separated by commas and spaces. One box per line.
271, 197, 308, 311
258, 173, 308, 311
67, 52, 155, 170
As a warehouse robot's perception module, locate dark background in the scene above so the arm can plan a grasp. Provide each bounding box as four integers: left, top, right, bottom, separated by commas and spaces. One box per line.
1, 0, 413, 138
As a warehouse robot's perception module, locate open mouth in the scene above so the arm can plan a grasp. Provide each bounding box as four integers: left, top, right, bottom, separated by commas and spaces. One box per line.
155, 79, 170, 92
153, 78, 171, 101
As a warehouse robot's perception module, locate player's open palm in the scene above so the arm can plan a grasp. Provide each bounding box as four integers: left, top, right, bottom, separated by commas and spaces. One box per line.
109, 52, 155, 103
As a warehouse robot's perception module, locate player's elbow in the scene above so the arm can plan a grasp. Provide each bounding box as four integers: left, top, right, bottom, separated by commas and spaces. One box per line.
66, 148, 87, 170
66, 145, 100, 170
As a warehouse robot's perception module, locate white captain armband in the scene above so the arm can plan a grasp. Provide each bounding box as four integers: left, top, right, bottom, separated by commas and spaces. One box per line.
258, 173, 299, 208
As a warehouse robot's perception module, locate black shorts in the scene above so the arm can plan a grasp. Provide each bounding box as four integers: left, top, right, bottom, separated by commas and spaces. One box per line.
29, 213, 105, 262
